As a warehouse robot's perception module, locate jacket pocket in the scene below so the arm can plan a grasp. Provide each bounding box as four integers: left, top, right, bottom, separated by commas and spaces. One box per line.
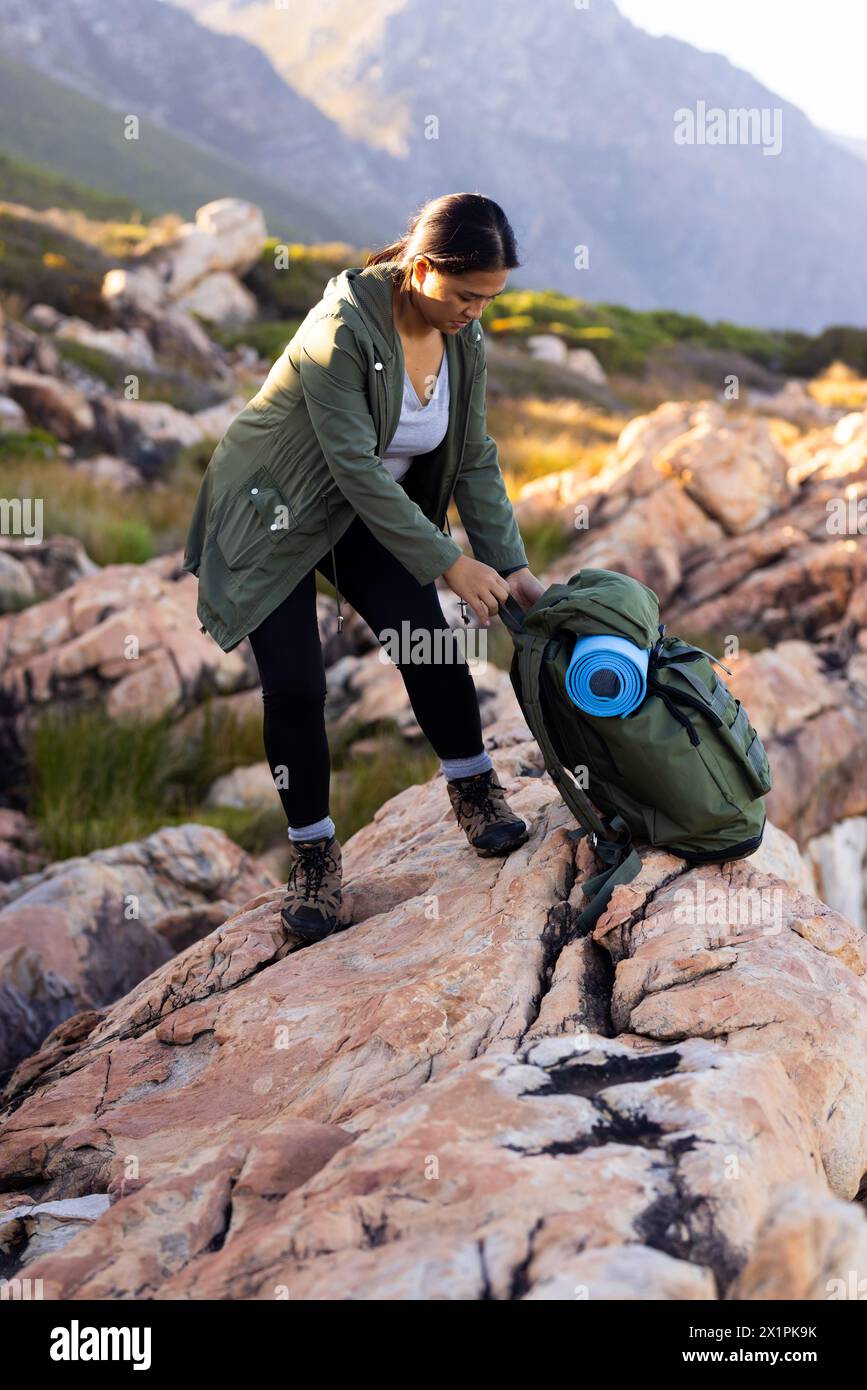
214, 467, 299, 572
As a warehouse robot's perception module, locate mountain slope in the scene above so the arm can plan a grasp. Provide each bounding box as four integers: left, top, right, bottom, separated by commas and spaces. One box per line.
172, 0, 867, 331
0, 51, 352, 238
0, 0, 402, 245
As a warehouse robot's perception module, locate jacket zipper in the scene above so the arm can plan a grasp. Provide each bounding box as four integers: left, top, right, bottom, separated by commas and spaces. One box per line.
318, 356, 388, 633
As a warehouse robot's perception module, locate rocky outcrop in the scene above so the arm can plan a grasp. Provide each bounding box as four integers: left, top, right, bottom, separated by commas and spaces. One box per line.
325, 642, 518, 742
518, 402, 867, 641
0, 725, 863, 1299
5, 366, 95, 440
0, 810, 44, 883
0, 553, 380, 792
0, 535, 98, 613
103, 199, 266, 333
0, 552, 258, 787
0, 823, 276, 1080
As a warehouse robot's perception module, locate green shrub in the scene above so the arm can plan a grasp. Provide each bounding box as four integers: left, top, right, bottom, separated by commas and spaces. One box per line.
0, 428, 60, 460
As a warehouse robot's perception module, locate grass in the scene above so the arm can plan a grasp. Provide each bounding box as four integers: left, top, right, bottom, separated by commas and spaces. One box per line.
0, 207, 112, 323
487, 392, 622, 489
26, 699, 443, 864
54, 338, 229, 411
481, 289, 867, 381
0, 442, 214, 563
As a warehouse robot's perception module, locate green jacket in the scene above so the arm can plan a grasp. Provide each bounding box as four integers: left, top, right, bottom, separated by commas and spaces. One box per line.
182, 257, 528, 652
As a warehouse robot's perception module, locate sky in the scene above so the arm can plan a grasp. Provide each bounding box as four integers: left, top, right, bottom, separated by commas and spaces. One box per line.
614, 0, 867, 140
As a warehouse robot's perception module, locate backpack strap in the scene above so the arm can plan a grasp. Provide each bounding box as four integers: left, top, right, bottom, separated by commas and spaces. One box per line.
569, 815, 644, 936
517, 630, 644, 936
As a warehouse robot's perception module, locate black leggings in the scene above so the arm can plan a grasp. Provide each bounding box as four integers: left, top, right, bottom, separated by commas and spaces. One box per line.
247, 513, 485, 827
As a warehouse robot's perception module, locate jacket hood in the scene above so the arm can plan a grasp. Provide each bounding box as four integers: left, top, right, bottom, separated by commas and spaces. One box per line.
322, 260, 402, 360
321, 259, 479, 363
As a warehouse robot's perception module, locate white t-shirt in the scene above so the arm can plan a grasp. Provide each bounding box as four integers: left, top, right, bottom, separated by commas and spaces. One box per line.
382, 349, 450, 482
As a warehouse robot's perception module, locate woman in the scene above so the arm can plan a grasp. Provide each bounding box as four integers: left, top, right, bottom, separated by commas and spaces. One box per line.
183, 192, 545, 943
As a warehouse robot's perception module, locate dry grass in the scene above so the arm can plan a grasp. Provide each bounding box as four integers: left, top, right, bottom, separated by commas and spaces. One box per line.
488, 392, 623, 489
0, 447, 209, 564
809, 374, 867, 411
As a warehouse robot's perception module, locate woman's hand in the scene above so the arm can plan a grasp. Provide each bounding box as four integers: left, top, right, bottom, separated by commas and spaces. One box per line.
442, 555, 510, 628
502, 566, 546, 612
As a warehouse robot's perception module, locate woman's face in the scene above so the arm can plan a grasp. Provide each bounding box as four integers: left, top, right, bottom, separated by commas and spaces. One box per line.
408, 256, 508, 332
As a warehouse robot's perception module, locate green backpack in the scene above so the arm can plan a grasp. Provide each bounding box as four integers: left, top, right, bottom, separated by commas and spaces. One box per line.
499, 568, 772, 934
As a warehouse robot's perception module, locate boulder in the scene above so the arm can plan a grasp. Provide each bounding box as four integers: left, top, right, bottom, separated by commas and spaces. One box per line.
0, 552, 258, 784
93, 397, 209, 475
0, 535, 98, 605
0, 730, 863, 1299
206, 762, 277, 812
176, 272, 258, 328
749, 380, 842, 429
521, 400, 867, 640
0, 809, 44, 883
0, 395, 28, 431
0, 823, 276, 1077
5, 367, 94, 440
0, 1195, 111, 1270
804, 816, 867, 933
54, 316, 156, 368
566, 347, 607, 385
103, 200, 266, 309
70, 453, 143, 491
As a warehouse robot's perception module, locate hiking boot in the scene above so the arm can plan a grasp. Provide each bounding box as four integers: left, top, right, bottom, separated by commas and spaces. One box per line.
446, 767, 530, 857
280, 833, 343, 943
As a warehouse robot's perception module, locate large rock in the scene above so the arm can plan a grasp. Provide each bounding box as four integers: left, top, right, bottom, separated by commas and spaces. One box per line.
655, 415, 791, 533
804, 817, 867, 933
522, 401, 867, 634
53, 316, 156, 368
0, 535, 98, 609
0, 726, 863, 1299
5, 367, 94, 440
326, 643, 518, 742
0, 552, 258, 784
175, 272, 258, 328
0, 823, 276, 1077
726, 640, 867, 852
93, 397, 210, 476
0, 809, 44, 883
103, 200, 266, 309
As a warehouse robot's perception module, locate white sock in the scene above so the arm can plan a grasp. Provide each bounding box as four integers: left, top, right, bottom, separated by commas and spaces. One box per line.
440, 750, 493, 781
288, 814, 335, 842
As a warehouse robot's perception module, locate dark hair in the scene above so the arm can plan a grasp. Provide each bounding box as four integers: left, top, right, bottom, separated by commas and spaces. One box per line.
364, 192, 521, 288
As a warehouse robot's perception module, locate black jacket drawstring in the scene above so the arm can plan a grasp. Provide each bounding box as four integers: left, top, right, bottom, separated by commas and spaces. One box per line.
322, 490, 344, 632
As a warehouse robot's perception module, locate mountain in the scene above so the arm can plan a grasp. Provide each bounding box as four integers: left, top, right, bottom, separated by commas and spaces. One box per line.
825, 130, 867, 165
0, 0, 403, 244
0, 51, 352, 238
3, 0, 866, 330
172, 0, 867, 332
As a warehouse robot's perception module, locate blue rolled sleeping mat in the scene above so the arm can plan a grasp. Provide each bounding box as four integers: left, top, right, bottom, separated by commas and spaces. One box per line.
564, 633, 650, 718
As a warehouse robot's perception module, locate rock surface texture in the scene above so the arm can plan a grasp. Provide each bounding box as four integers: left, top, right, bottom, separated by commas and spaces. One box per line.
0, 723, 864, 1300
